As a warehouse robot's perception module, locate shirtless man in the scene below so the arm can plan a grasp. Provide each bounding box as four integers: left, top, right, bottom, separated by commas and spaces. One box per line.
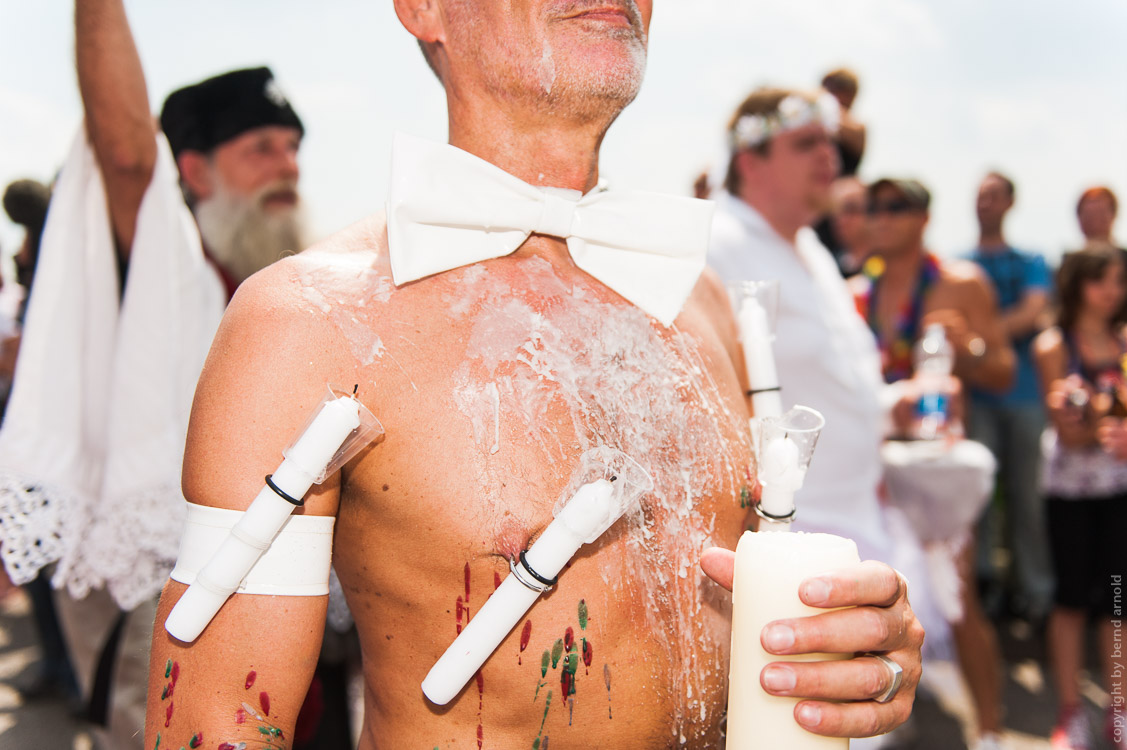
858, 178, 1015, 394
144, 3, 923, 747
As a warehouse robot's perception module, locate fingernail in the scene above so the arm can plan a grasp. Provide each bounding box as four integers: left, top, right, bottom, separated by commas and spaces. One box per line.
764, 624, 795, 652
803, 577, 832, 605
762, 666, 796, 692
797, 703, 822, 727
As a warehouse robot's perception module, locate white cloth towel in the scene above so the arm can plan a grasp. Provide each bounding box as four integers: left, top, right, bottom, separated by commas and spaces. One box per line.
0, 128, 225, 609
386, 132, 714, 327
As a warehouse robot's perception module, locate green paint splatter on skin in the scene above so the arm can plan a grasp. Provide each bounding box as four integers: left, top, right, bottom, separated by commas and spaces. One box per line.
165, 659, 172, 678
740, 485, 750, 509
551, 639, 563, 669
578, 600, 588, 630
540, 650, 549, 677
534, 690, 553, 742
564, 645, 579, 676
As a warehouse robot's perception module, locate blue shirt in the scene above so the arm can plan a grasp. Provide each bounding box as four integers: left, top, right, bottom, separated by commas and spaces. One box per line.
965, 245, 1051, 406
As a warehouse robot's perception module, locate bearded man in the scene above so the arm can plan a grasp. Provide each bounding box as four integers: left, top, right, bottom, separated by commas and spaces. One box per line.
144, 2, 923, 748
0, 2, 307, 748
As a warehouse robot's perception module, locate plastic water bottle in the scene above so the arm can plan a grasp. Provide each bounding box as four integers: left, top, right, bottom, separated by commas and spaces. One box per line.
914, 323, 953, 440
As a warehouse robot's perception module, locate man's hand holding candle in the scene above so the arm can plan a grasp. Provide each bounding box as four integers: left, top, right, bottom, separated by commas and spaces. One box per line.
701, 549, 924, 738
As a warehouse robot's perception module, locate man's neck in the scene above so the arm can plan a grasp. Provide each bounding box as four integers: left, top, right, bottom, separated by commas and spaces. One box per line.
446, 93, 612, 194
977, 228, 1007, 251
737, 189, 811, 246
878, 246, 926, 290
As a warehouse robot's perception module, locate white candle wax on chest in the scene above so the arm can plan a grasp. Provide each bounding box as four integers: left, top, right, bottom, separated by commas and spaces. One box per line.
738, 297, 783, 418
727, 530, 859, 749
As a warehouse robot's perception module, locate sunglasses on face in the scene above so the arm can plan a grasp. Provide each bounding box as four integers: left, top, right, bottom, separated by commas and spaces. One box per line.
866, 200, 917, 216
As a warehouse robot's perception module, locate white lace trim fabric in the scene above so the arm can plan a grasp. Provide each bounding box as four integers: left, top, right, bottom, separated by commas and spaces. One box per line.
0, 128, 224, 610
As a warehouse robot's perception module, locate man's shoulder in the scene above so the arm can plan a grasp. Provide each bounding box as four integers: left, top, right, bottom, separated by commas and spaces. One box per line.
935, 256, 996, 304
226, 214, 392, 332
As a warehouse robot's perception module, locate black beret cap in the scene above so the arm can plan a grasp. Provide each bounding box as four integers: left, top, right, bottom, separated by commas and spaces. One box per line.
159, 66, 304, 158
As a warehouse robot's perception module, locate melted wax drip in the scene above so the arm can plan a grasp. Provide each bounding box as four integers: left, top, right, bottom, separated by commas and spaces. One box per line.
494, 571, 502, 590
218, 744, 248, 750
578, 600, 588, 630
245, 670, 256, 690
188, 732, 203, 748
260, 691, 271, 717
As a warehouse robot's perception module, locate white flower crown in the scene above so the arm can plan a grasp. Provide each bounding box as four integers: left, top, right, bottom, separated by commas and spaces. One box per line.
729, 93, 841, 151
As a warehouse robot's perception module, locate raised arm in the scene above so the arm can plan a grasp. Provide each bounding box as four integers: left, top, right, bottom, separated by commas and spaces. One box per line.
145, 261, 352, 749
75, 0, 158, 258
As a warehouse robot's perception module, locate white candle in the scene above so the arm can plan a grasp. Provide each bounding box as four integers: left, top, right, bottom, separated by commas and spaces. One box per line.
422, 479, 616, 705
727, 530, 860, 749
758, 436, 804, 528
738, 297, 783, 418
165, 394, 363, 642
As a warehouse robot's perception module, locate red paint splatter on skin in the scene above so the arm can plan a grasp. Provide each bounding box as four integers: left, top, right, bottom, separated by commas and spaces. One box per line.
494, 571, 502, 590
564, 627, 574, 651
245, 670, 256, 690
583, 640, 593, 673
235, 708, 246, 724
519, 619, 532, 664
259, 691, 270, 716
464, 562, 471, 601
164, 700, 173, 727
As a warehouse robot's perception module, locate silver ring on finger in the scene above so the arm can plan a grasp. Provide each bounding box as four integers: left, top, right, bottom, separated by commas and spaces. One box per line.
868, 653, 903, 704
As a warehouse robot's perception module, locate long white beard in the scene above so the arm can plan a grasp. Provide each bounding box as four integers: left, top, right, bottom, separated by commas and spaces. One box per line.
194, 180, 308, 284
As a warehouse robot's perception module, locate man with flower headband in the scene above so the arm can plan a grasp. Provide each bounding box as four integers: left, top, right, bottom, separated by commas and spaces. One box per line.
709, 87, 950, 747
143, 15, 924, 750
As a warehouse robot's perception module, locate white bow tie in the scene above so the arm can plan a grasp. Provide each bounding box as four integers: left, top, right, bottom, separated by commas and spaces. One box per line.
386, 133, 714, 326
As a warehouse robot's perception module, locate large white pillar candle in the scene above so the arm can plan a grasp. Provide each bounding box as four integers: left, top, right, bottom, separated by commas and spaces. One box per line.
727, 530, 860, 749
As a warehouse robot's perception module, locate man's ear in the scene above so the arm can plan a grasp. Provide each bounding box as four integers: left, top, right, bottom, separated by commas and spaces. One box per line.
177, 151, 214, 202
393, 0, 445, 45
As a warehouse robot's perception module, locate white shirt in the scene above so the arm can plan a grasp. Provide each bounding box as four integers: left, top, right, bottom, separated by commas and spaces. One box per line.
708, 192, 891, 561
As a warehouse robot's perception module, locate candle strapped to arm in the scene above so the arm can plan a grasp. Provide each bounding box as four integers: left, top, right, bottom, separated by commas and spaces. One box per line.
730, 280, 783, 418
164, 386, 383, 643
421, 447, 653, 706
752, 406, 825, 532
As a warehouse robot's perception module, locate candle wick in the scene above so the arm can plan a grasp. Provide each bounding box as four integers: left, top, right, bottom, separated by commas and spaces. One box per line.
352, 384, 359, 395
610, 475, 618, 482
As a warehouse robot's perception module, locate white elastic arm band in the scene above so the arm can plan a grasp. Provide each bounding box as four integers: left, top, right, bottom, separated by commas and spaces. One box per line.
170, 502, 334, 596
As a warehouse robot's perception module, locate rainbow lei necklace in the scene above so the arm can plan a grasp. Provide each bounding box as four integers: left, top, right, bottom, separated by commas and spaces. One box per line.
858, 253, 942, 383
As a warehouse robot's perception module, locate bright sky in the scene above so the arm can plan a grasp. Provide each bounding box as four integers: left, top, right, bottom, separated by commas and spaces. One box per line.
1, 0, 1125, 270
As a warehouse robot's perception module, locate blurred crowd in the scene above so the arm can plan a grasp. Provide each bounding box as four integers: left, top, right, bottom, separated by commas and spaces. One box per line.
702, 69, 1123, 750
0, 9, 1123, 750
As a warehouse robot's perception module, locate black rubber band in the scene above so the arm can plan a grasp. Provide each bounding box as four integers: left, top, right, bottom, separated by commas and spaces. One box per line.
747, 386, 782, 397
754, 502, 797, 523
265, 474, 304, 507
519, 550, 559, 588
